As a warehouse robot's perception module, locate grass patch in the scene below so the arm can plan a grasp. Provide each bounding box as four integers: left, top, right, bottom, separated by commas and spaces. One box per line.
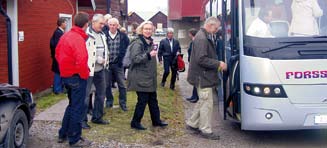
35, 93, 67, 112
84, 66, 185, 146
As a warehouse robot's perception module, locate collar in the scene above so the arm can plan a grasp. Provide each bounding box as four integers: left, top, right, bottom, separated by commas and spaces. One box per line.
109, 30, 118, 38
71, 26, 88, 40
58, 27, 64, 32
139, 35, 153, 47
201, 28, 214, 41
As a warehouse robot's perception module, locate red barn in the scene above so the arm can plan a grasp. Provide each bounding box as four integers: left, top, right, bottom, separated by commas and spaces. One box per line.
127, 12, 144, 26
149, 11, 167, 31
0, 0, 127, 93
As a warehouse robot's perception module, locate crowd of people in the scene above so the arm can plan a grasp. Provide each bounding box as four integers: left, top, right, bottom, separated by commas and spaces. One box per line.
50, 11, 226, 147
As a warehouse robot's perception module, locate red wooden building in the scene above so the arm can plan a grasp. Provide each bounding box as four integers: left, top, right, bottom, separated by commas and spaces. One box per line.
149, 11, 167, 31
0, 0, 127, 93
168, 0, 209, 48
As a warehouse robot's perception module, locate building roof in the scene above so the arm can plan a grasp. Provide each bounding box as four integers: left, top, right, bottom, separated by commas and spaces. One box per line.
148, 11, 167, 21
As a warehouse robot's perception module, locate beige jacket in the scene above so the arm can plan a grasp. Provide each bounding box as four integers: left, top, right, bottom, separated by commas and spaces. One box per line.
86, 26, 109, 76
289, 0, 323, 36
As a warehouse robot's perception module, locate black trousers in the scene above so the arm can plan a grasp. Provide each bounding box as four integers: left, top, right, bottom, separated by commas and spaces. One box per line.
131, 91, 161, 124
162, 56, 177, 88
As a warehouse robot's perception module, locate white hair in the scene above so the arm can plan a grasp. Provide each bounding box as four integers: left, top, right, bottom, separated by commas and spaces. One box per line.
204, 16, 220, 25
108, 18, 119, 24
167, 28, 174, 33
104, 14, 112, 20
136, 21, 154, 35
92, 14, 104, 22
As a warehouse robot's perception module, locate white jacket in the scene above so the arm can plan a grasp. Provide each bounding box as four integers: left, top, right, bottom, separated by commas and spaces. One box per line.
289, 0, 323, 36
86, 27, 109, 76
247, 18, 273, 38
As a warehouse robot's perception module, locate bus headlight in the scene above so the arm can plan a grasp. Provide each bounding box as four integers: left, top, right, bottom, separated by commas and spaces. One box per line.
263, 87, 271, 95
243, 83, 287, 98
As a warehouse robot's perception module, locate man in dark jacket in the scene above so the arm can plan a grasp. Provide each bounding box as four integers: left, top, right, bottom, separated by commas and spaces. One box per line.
50, 17, 66, 94
186, 17, 227, 140
104, 17, 130, 111
55, 12, 91, 147
158, 28, 181, 90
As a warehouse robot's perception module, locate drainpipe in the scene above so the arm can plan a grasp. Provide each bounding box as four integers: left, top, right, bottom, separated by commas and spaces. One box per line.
0, 0, 13, 85
106, 0, 111, 13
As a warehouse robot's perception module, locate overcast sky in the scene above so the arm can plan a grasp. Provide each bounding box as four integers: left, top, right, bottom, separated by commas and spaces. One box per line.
128, 0, 168, 15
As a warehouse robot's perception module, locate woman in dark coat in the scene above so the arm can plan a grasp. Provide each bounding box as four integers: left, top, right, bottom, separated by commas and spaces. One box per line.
127, 21, 168, 130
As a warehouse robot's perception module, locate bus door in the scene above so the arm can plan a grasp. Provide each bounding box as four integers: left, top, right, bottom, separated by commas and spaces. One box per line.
222, 0, 241, 121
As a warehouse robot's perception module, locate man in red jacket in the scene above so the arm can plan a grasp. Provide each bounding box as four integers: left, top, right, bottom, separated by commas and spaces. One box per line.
55, 12, 91, 147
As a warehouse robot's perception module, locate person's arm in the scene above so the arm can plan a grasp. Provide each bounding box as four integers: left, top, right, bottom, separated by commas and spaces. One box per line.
131, 42, 151, 64
193, 38, 220, 70
50, 30, 63, 58
73, 39, 89, 79
158, 40, 164, 62
118, 33, 130, 67
312, 0, 323, 17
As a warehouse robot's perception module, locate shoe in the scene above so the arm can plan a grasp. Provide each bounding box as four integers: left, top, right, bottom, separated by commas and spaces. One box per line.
106, 104, 113, 108
92, 119, 109, 125
120, 105, 128, 112
160, 82, 165, 87
57, 136, 67, 143
81, 122, 91, 129
189, 98, 199, 103
170, 85, 175, 90
185, 125, 200, 134
200, 132, 220, 140
131, 123, 147, 130
153, 121, 168, 127
70, 137, 92, 147
186, 97, 194, 101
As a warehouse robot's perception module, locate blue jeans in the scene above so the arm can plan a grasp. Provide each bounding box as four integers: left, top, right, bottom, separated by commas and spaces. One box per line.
90, 69, 106, 121
106, 63, 127, 107
59, 75, 87, 145
53, 72, 64, 94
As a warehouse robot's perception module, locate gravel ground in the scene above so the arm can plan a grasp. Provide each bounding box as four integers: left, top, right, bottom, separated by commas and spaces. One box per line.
26, 47, 327, 148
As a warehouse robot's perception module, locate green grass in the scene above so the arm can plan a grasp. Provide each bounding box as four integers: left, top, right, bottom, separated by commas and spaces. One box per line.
35, 93, 67, 112
83, 66, 185, 145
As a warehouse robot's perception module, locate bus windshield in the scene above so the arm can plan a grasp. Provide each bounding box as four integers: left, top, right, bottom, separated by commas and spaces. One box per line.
244, 0, 327, 38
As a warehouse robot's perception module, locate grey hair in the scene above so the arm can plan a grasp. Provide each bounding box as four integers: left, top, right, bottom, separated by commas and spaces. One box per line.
108, 18, 119, 24
136, 21, 154, 35
204, 16, 220, 25
167, 28, 174, 33
104, 14, 112, 20
92, 14, 104, 22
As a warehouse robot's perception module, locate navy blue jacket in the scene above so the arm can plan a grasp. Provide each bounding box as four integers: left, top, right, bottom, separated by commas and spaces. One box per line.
50, 27, 64, 73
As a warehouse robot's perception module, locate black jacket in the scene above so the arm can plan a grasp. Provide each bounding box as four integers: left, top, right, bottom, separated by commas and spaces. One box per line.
158, 38, 181, 62
50, 27, 64, 73
104, 29, 130, 67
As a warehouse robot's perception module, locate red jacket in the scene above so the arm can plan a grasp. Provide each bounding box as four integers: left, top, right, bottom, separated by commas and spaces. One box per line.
55, 26, 89, 80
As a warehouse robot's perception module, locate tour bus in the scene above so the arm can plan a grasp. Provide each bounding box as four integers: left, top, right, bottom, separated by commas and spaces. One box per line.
209, 0, 327, 130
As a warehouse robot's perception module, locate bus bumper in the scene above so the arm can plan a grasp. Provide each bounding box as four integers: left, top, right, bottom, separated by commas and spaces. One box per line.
241, 94, 327, 130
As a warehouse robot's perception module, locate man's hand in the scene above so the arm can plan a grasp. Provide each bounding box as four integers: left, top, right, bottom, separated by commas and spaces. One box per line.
176, 52, 180, 55
218, 61, 227, 71
150, 50, 157, 57
97, 56, 105, 64
159, 61, 163, 64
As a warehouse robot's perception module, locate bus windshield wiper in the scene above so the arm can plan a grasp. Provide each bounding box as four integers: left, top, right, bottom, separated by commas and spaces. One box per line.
262, 43, 306, 53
